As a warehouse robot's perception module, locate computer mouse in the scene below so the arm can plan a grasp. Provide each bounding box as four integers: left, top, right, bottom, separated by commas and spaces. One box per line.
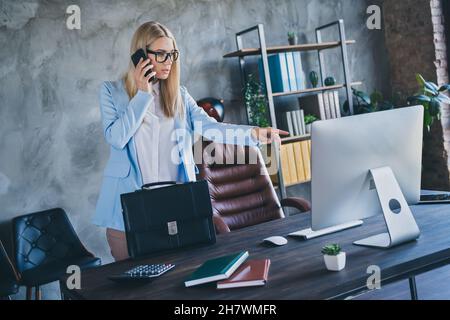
263, 236, 288, 246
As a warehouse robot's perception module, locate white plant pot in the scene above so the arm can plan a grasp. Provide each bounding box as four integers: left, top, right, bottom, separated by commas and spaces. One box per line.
306, 124, 312, 134
324, 252, 346, 271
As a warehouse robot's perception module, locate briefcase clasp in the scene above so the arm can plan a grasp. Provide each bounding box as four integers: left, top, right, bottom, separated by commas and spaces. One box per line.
167, 221, 178, 235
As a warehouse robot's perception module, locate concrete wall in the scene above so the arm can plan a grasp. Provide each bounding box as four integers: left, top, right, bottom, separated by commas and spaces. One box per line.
0, 0, 389, 299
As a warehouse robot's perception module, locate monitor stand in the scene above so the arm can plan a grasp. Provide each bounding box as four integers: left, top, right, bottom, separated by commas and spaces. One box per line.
289, 167, 420, 246
353, 166, 421, 248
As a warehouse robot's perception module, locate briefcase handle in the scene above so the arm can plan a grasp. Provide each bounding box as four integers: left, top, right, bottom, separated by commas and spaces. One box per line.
141, 181, 177, 190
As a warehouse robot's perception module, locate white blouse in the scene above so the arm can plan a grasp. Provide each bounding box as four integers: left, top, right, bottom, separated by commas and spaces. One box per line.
134, 81, 179, 184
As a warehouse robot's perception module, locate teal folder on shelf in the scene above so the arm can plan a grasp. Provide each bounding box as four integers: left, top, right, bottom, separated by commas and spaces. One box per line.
259, 53, 290, 93
184, 251, 249, 287
259, 52, 304, 93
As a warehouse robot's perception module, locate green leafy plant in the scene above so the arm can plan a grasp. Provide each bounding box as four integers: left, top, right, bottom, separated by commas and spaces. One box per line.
343, 88, 394, 115
304, 114, 318, 125
287, 31, 296, 39
243, 74, 270, 128
321, 244, 342, 256
407, 74, 450, 132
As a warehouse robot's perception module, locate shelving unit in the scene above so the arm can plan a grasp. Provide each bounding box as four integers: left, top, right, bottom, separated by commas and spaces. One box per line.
272, 81, 362, 98
223, 40, 356, 57
280, 134, 311, 144
223, 20, 358, 198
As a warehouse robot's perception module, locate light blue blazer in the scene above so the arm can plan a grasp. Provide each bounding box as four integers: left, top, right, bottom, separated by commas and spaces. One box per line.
92, 80, 258, 231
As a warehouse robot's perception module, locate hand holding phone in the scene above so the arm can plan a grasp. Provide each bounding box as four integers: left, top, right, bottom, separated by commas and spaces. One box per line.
131, 49, 156, 92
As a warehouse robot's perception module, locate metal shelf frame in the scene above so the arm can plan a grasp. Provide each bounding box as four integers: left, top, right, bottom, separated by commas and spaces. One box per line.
231, 20, 355, 199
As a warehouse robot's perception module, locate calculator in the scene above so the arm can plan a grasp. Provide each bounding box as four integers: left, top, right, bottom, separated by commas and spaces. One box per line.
108, 263, 175, 282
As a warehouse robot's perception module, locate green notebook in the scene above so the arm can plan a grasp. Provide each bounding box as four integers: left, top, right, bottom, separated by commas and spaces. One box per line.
184, 251, 249, 287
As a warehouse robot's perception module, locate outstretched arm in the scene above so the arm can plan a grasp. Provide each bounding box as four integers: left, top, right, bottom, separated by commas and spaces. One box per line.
184, 87, 288, 146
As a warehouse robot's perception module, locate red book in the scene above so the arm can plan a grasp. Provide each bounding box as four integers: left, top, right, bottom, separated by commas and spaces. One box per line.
216, 259, 271, 289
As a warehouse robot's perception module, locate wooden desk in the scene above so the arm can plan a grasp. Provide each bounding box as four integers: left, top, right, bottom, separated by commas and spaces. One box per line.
61, 204, 450, 300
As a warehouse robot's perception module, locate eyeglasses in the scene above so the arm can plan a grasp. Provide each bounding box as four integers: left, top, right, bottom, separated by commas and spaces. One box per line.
146, 48, 179, 63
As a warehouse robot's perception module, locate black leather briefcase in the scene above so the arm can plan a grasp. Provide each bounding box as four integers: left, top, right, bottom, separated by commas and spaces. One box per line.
120, 180, 216, 259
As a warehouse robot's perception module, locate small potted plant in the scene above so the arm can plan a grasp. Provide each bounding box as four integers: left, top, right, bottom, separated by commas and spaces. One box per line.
304, 114, 318, 134
321, 244, 346, 271
287, 31, 298, 45
309, 71, 319, 88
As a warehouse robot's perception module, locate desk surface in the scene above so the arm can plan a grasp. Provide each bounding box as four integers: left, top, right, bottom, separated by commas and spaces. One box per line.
62, 204, 450, 300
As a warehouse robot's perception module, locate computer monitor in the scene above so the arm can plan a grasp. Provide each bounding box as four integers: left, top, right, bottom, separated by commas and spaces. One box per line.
290, 105, 423, 248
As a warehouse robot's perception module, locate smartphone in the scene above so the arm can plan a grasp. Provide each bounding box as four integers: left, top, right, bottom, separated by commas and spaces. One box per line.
131, 48, 155, 82
419, 193, 450, 204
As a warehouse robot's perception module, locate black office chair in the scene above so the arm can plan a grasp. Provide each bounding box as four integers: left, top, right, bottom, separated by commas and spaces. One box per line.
12, 208, 101, 300
0, 240, 20, 300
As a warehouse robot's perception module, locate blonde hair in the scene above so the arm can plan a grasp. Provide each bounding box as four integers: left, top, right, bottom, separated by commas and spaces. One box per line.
123, 21, 183, 118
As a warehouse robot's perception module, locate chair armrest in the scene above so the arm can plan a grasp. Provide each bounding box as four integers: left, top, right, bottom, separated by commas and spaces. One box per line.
280, 197, 311, 213
213, 214, 231, 234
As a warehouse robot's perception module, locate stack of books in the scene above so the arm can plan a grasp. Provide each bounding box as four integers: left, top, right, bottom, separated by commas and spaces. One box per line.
258, 52, 306, 93
217, 259, 271, 289
298, 91, 341, 120
281, 109, 306, 137
184, 251, 271, 289
270, 140, 311, 186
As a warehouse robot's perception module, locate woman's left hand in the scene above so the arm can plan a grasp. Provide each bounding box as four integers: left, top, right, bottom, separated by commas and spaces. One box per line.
251, 127, 290, 145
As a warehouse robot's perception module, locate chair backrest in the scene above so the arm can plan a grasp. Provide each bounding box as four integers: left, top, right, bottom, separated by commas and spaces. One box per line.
0, 240, 19, 297
12, 208, 89, 272
196, 140, 284, 232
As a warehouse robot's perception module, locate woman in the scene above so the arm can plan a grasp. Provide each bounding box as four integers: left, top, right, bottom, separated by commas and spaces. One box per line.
92, 21, 287, 261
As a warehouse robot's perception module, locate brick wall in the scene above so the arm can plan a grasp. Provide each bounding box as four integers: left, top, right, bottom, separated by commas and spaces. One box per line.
384, 0, 450, 190
433, 0, 450, 191
432, 0, 449, 85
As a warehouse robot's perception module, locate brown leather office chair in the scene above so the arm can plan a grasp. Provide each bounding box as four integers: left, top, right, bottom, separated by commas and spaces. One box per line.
196, 140, 311, 234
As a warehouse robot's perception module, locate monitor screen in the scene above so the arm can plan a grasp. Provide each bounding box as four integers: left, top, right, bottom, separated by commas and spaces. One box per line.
310, 105, 423, 231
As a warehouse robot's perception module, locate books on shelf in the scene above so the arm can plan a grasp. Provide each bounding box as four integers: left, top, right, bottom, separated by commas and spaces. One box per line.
217, 259, 271, 289
292, 52, 306, 90
323, 92, 331, 119
298, 91, 341, 121
285, 144, 298, 184
334, 91, 342, 118
285, 52, 297, 91
281, 110, 306, 137
300, 140, 311, 181
293, 142, 306, 182
259, 52, 305, 93
299, 109, 305, 135
284, 112, 294, 137
258, 53, 289, 93
291, 111, 299, 136
271, 140, 311, 186
279, 144, 291, 186
184, 251, 249, 287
